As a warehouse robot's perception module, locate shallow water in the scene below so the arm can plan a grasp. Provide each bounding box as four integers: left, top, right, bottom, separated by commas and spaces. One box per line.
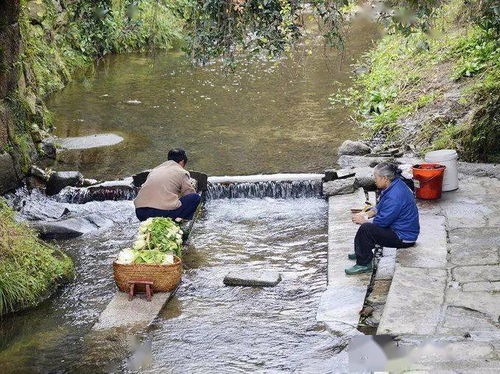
46, 14, 380, 180
0, 197, 340, 373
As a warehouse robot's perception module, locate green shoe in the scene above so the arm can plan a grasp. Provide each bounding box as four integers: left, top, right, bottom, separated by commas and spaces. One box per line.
347, 253, 357, 260
345, 263, 373, 275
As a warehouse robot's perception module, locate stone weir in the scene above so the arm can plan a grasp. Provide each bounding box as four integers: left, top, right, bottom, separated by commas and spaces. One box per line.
54, 173, 325, 203
207, 173, 324, 199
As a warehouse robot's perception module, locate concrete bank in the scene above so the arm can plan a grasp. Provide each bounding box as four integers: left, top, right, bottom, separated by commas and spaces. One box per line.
318, 159, 500, 371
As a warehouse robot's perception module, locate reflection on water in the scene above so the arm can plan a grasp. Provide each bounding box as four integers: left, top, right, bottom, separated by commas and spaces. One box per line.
46, 14, 380, 180
0, 197, 341, 373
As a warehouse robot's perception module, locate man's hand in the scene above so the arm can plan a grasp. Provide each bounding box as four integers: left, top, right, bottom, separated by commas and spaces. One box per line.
352, 213, 368, 225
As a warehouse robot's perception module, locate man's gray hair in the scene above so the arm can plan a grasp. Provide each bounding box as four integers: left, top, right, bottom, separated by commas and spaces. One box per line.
374, 162, 402, 181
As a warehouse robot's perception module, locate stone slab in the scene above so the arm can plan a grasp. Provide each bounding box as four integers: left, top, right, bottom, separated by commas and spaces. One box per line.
453, 265, 500, 283
316, 285, 368, 328
377, 267, 447, 335
223, 270, 282, 287
462, 281, 500, 292
396, 215, 447, 269
323, 177, 358, 196
375, 247, 396, 280
438, 305, 499, 335
93, 292, 171, 330
318, 189, 373, 334
448, 227, 500, 265
445, 288, 500, 320
54, 133, 124, 150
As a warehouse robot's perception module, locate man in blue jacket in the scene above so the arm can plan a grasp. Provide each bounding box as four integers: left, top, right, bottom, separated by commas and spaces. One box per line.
345, 162, 420, 275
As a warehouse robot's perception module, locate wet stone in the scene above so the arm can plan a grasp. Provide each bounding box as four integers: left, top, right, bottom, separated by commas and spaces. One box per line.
0, 152, 19, 194
55, 133, 124, 150
46, 171, 84, 195
322, 177, 357, 196
223, 270, 282, 287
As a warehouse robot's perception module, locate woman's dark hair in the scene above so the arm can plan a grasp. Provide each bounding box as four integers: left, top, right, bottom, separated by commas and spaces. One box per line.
374, 162, 402, 181
168, 148, 188, 163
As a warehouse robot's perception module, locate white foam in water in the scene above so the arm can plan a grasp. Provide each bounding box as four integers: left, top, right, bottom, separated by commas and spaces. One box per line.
208, 173, 324, 183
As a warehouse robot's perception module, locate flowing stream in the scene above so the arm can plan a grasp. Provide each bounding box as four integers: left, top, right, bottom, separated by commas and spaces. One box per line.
0, 9, 381, 373
45, 13, 380, 180
0, 195, 340, 373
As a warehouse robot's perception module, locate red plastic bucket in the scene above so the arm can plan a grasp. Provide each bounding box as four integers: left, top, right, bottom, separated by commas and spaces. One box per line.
412, 163, 446, 200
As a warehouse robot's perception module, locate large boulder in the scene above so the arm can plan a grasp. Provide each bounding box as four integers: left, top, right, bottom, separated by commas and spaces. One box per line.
0, 152, 20, 194
323, 177, 358, 196
338, 140, 371, 156
46, 171, 84, 195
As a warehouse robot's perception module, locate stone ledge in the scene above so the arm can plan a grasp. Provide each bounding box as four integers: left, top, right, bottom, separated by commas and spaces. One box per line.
396, 214, 447, 269
377, 267, 447, 335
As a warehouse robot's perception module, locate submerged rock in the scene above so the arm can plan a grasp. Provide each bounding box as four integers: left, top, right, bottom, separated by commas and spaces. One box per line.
338, 140, 371, 156
30, 214, 114, 239
55, 133, 124, 150
223, 270, 282, 287
46, 171, 84, 195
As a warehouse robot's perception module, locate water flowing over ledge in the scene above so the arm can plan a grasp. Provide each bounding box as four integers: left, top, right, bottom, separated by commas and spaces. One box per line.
48, 173, 325, 203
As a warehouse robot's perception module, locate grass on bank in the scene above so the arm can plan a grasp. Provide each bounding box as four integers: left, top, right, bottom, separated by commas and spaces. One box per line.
331, 0, 499, 162
0, 199, 74, 316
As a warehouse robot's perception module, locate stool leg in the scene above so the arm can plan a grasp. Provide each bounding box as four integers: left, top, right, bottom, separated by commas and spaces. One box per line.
129, 283, 135, 301
146, 284, 152, 302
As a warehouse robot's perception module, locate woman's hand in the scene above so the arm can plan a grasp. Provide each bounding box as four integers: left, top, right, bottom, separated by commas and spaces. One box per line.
352, 213, 368, 225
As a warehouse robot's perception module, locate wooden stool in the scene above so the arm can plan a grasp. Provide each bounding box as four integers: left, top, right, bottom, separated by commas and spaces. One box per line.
128, 278, 154, 302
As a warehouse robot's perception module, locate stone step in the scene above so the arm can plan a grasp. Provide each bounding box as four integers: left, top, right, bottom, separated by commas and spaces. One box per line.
377, 214, 448, 335
317, 188, 372, 334
92, 292, 172, 330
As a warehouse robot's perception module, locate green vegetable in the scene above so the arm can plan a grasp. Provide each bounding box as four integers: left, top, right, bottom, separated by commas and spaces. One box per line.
133, 250, 166, 264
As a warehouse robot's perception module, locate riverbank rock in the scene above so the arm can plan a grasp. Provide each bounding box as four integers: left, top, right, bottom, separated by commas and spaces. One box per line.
46, 171, 84, 195
338, 140, 371, 156
323, 177, 358, 196
224, 270, 282, 287
30, 214, 114, 239
0, 153, 20, 194
338, 155, 391, 168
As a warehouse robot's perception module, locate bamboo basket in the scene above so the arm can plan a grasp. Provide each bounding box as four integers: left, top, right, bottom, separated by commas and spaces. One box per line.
113, 255, 182, 292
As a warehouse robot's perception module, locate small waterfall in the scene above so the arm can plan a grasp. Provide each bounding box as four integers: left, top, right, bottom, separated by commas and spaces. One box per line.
55, 184, 138, 204
36, 174, 326, 203
207, 180, 323, 199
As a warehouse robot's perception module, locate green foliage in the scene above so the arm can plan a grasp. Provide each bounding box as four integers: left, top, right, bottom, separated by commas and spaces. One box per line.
186, 0, 347, 63
0, 199, 74, 316
19, 0, 185, 98
451, 31, 500, 79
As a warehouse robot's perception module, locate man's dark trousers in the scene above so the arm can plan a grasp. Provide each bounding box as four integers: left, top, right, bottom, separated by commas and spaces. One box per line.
136, 193, 201, 222
355, 222, 414, 266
